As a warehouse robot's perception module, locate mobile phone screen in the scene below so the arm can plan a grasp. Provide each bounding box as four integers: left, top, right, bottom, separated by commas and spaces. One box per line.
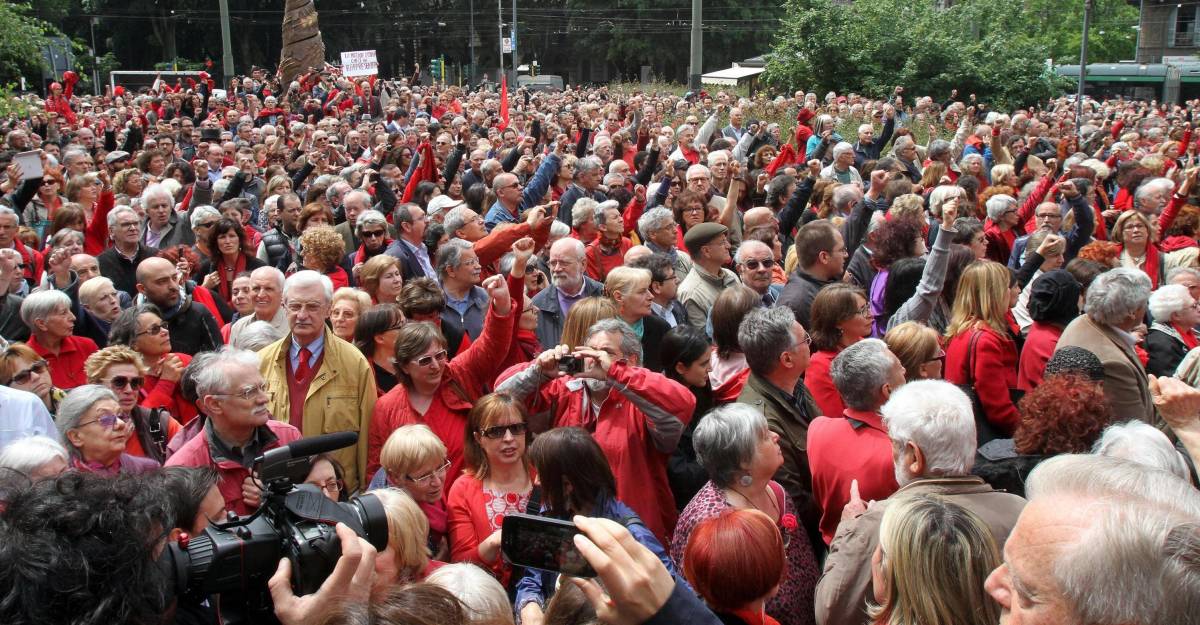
501, 513, 596, 577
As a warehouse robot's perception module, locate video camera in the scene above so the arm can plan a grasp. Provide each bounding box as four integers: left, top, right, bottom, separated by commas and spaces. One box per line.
160, 432, 388, 604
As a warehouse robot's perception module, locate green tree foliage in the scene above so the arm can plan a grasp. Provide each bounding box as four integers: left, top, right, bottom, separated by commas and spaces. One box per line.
0, 3, 62, 86
764, 0, 1087, 108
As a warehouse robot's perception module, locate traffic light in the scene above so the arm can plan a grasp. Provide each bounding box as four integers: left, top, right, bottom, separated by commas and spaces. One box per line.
428, 59, 442, 80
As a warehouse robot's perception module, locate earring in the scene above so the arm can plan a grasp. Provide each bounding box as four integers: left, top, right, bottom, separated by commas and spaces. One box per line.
739, 474, 753, 487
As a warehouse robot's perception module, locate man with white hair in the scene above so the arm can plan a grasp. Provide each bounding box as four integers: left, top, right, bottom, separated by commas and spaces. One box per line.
807, 339, 905, 543
166, 347, 302, 514
530, 237, 604, 349
734, 240, 781, 305
637, 207, 693, 280
139, 183, 194, 249
257, 271, 375, 489
984, 452, 1200, 625
850, 105, 895, 169
815, 379, 1027, 625
98, 206, 159, 299
227, 266, 288, 347
559, 156, 608, 228
820, 142, 863, 187
1056, 267, 1157, 422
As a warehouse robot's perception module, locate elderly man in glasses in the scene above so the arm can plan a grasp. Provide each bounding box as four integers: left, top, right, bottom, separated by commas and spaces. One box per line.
257, 271, 375, 491
735, 240, 782, 306
167, 347, 301, 515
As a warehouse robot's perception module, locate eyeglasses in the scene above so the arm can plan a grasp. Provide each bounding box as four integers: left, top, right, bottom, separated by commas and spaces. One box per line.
480, 422, 528, 439
682, 206, 704, 214
117, 220, 141, 230
41, 179, 56, 186
314, 478, 343, 495
8, 360, 48, 385
105, 375, 145, 391
405, 458, 451, 485
196, 221, 219, 229
361, 229, 387, 239
742, 258, 775, 270
924, 349, 947, 364
136, 323, 167, 337
412, 349, 449, 368
796, 333, 813, 347
76, 412, 131, 430
857, 304, 873, 318
214, 382, 270, 400
285, 300, 326, 314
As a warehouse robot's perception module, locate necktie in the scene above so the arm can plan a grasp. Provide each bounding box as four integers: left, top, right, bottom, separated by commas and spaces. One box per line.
296, 346, 313, 381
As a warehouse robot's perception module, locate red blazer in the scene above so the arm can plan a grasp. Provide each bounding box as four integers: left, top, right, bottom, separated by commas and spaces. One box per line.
806, 349, 845, 419
944, 325, 1019, 435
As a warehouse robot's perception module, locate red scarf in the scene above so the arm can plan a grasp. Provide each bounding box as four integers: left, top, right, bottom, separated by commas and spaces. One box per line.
1122, 245, 1162, 289
1175, 322, 1200, 351
402, 141, 436, 203
216, 254, 247, 302
419, 499, 448, 548
765, 144, 797, 177
354, 240, 392, 265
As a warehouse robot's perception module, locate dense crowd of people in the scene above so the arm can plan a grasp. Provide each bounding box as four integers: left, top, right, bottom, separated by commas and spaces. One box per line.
0, 64, 1198, 625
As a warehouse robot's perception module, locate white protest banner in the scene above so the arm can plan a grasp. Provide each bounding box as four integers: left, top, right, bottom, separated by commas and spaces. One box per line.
341, 50, 378, 77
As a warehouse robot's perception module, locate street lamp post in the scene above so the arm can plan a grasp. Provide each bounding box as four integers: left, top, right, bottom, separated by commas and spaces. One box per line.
1076, 0, 1092, 137
90, 17, 100, 96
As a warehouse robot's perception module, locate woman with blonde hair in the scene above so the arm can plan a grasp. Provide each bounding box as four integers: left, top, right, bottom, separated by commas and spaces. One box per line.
943, 261, 1020, 443
359, 254, 405, 304
559, 296, 618, 350
918, 162, 949, 191
371, 488, 438, 591
447, 393, 534, 586
606, 266, 669, 371
330, 287, 373, 343
868, 494, 1000, 625
375, 423, 452, 561
883, 321, 944, 381
1112, 210, 1166, 288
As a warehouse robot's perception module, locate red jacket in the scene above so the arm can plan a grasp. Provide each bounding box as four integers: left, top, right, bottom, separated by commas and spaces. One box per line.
808, 408, 899, 544
369, 275, 520, 487
140, 352, 200, 426
84, 191, 114, 256
944, 325, 1019, 435
165, 419, 301, 515
497, 360, 696, 545
28, 334, 97, 389
1017, 321, 1063, 393
806, 349, 845, 419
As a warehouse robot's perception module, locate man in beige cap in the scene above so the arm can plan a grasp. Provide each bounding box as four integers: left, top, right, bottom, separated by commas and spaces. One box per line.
676, 222, 739, 329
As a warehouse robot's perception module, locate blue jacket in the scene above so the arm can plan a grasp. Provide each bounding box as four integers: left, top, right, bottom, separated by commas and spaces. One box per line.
1006, 194, 1094, 269
514, 496, 680, 614
485, 153, 561, 231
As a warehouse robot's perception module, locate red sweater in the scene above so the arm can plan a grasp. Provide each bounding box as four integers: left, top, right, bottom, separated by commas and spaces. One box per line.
1017, 322, 1062, 393
808, 408, 899, 544
446, 474, 530, 585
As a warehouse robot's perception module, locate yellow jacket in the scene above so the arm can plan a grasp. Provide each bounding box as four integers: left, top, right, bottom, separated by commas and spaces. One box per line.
259, 327, 377, 490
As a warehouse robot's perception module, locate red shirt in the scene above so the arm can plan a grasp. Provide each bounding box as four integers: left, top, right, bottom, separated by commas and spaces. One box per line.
28, 335, 98, 389
808, 408, 899, 544
806, 349, 845, 418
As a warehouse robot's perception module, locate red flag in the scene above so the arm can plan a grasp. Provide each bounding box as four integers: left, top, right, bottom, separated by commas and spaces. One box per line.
402, 141, 437, 203
766, 144, 797, 177
499, 75, 509, 131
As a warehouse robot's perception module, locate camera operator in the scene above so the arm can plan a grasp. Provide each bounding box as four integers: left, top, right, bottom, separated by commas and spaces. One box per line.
166, 347, 301, 514
160, 466, 226, 625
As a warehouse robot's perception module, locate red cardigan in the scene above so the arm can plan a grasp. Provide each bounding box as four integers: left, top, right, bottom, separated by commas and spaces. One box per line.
446, 474, 530, 585
944, 325, 1019, 435
806, 349, 845, 419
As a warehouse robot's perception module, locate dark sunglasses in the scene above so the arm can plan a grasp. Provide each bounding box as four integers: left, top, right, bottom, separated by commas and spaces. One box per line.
361, 229, 388, 239
480, 422, 527, 439
742, 258, 775, 270
106, 375, 145, 391
137, 323, 167, 337
9, 360, 48, 385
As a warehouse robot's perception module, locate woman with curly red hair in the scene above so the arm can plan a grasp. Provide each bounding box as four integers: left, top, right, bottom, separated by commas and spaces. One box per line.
972, 372, 1113, 497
